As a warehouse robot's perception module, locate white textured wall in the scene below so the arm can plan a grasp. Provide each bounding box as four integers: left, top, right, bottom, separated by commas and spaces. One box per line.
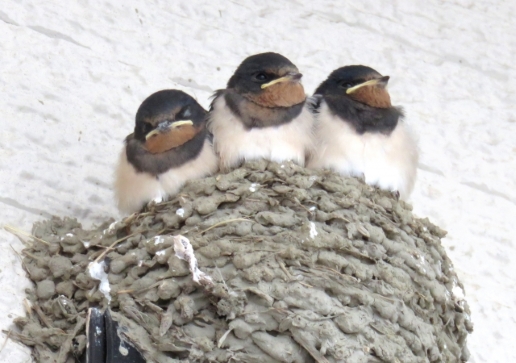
1, 1, 515, 362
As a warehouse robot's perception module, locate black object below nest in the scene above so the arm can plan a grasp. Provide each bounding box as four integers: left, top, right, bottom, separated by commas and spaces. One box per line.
80, 308, 146, 363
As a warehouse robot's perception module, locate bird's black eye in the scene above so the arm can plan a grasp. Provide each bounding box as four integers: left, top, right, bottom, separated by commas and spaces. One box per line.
339, 81, 353, 89
135, 121, 153, 141
142, 122, 153, 134
254, 72, 268, 82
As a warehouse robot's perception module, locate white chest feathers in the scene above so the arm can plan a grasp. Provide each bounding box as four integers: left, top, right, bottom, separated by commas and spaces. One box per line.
114, 140, 218, 214
208, 96, 315, 170
308, 102, 418, 198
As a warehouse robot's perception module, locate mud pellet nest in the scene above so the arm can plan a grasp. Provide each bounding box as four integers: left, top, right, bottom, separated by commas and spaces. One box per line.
10, 160, 473, 363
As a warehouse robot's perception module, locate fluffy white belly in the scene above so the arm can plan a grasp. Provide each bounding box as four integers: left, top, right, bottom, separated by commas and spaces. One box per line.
158, 140, 218, 195
114, 140, 218, 214
309, 103, 418, 198
208, 97, 315, 170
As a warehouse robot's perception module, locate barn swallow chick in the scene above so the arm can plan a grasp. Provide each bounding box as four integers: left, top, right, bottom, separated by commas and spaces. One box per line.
114, 90, 218, 214
208, 52, 314, 170
308, 66, 418, 198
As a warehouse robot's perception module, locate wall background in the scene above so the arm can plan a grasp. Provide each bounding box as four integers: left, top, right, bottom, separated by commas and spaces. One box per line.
1, 1, 515, 361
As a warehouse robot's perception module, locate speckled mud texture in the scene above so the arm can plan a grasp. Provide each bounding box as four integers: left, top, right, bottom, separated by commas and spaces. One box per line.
10, 160, 473, 363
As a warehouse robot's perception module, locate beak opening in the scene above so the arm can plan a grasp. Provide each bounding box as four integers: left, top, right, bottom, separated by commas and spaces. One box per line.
288, 72, 303, 81
261, 72, 303, 89
145, 120, 194, 140
346, 76, 390, 94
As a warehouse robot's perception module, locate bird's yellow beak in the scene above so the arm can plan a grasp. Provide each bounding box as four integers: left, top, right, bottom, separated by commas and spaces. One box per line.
346, 76, 390, 94
261, 72, 303, 89
145, 120, 194, 140
170, 120, 194, 128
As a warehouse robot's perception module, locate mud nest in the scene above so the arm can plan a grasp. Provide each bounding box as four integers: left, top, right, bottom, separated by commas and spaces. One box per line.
10, 160, 473, 363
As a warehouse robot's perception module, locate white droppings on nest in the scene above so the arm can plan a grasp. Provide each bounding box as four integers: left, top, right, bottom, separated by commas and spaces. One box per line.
173, 235, 213, 286
155, 250, 166, 256
81, 240, 90, 248
249, 183, 258, 192
308, 175, 318, 187
309, 206, 317, 211
414, 253, 427, 274
176, 208, 185, 217
452, 283, 465, 301
66, 233, 74, 237
154, 236, 164, 245
280, 164, 285, 169
87, 260, 111, 304
309, 222, 318, 239
107, 221, 119, 234
58, 295, 69, 306
450, 280, 467, 310
137, 260, 143, 267
153, 195, 163, 204
119, 341, 129, 356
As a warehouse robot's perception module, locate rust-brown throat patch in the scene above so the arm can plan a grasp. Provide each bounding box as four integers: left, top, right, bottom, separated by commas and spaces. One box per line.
145, 124, 201, 154
246, 81, 306, 108
348, 86, 391, 109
